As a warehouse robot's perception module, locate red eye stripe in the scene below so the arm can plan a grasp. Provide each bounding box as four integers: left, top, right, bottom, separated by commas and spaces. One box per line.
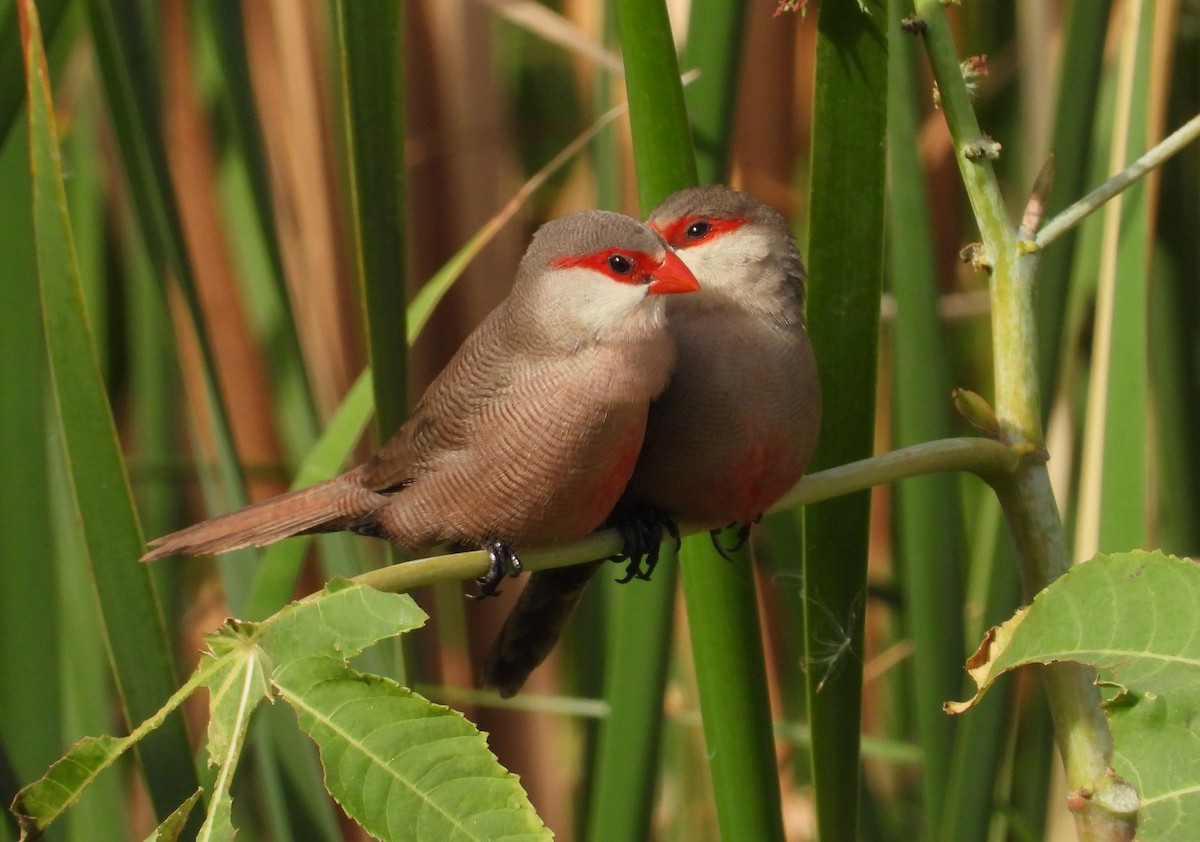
553, 248, 657, 284
651, 215, 746, 248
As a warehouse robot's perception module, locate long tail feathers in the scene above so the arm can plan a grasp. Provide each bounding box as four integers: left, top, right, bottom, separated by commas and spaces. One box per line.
480, 561, 603, 698
141, 478, 374, 562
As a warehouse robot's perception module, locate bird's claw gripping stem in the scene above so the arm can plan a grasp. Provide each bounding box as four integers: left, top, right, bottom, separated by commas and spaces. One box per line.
709, 521, 754, 561
472, 540, 522, 599
608, 505, 680, 584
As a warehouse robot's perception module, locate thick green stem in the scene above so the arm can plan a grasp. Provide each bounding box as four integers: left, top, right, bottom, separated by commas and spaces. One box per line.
351, 437, 1018, 595
912, 2, 1139, 837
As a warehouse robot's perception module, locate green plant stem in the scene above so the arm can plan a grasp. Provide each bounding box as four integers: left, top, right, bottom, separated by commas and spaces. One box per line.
351, 437, 1019, 594
334, 0, 407, 439
1033, 0, 1111, 406
888, 4, 966, 831
912, 2, 1139, 837
802, 3, 888, 839
669, 0, 786, 836
680, 0, 748, 183
589, 2, 697, 837
1035, 111, 1200, 251
614, 0, 697, 209
424, 686, 924, 765
586, 549, 678, 842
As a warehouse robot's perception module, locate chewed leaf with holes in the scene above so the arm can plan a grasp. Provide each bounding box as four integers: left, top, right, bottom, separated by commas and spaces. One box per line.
193, 578, 432, 838
948, 550, 1200, 840
275, 656, 550, 841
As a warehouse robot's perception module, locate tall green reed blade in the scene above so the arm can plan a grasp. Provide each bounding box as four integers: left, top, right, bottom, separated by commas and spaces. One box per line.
1153, 24, 1200, 556
0, 122, 61, 823
1034, 1, 1112, 404
681, 0, 748, 183
617, 0, 697, 210
83, 0, 254, 611
17, 0, 198, 822
803, 2, 887, 840
0, 0, 68, 144
680, 0, 789, 837
1077, 0, 1155, 556
333, 0, 408, 438
589, 3, 698, 840
886, 7, 965, 835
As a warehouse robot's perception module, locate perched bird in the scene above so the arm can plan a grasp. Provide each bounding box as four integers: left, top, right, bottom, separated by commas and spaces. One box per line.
143, 211, 701, 595
482, 185, 822, 696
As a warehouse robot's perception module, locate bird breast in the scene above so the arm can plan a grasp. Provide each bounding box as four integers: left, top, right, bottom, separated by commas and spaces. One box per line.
625, 307, 820, 527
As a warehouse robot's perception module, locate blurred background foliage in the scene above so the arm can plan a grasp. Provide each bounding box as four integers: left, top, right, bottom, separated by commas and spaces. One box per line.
1, 0, 1197, 839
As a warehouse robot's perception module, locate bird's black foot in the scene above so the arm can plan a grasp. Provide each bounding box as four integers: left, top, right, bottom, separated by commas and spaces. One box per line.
607, 505, 680, 584
709, 521, 754, 561
471, 540, 523, 599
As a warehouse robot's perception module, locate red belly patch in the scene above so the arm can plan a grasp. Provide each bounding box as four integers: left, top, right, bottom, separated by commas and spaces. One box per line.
721, 431, 803, 523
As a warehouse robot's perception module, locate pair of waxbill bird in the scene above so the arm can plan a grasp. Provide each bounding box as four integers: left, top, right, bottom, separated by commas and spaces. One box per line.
143, 184, 822, 697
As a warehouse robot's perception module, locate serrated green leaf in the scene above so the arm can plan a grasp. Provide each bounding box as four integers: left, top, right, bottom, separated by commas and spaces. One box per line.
1110, 692, 1200, 841
200, 580, 426, 762
950, 550, 1200, 839
951, 551, 1200, 709
201, 623, 274, 766
197, 782, 236, 842
258, 578, 427, 664
12, 735, 125, 837
11, 651, 224, 836
143, 790, 202, 842
275, 657, 549, 842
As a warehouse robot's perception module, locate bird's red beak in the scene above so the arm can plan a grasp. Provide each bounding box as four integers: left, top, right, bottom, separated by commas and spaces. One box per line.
646, 250, 700, 295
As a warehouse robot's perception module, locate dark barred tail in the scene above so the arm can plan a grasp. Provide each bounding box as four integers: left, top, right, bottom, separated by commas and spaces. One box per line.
480, 561, 603, 698
141, 477, 376, 562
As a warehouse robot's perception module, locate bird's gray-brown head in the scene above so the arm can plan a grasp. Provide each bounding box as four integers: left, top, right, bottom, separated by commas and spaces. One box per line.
648, 185, 806, 324
514, 210, 700, 345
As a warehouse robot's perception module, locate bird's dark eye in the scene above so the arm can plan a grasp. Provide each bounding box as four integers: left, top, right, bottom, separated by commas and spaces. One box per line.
685, 220, 711, 240
607, 253, 634, 275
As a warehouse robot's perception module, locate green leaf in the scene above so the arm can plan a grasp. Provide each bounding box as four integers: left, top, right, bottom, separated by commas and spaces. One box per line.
257, 578, 428, 663
886, 2, 967, 831
275, 657, 550, 842
802, 1, 888, 839
949, 550, 1200, 839
12, 581, 426, 837
0, 0, 69, 145
199, 581, 431, 838
201, 624, 274, 765
12, 735, 126, 836
143, 790, 203, 842
1110, 693, 1200, 841
18, 0, 198, 822
1080, 0, 1155, 553
951, 551, 1200, 708
11, 652, 224, 836
333, 0, 408, 438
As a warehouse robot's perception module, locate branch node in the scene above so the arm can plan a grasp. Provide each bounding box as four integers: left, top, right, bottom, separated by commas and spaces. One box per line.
963, 135, 1002, 160
952, 387, 1000, 439
959, 242, 991, 272
1018, 153, 1056, 241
